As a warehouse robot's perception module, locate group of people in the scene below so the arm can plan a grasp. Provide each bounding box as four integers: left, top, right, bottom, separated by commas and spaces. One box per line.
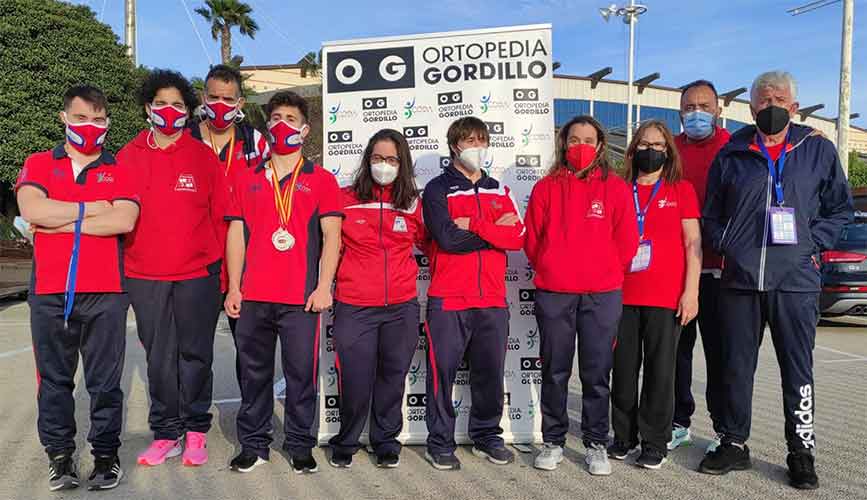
16, 64, 852, 493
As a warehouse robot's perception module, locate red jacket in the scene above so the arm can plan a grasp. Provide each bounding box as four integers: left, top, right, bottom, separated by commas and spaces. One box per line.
118, 130, 228, 281
675, 126, 730, 271
524, 168, 638, 294
335, 185, 427, 307
422, 167, 525, 310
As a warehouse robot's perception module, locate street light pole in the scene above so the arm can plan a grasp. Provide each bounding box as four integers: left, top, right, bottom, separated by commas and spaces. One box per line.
600, 2, 648, 146
837, 0, 853, 177
124, 0, 137, 65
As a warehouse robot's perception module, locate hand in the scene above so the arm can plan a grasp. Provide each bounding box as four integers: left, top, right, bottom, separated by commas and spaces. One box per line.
495, 213, 519, 226
224, 289, 243, 319
305, 287, 333, 313
454, 217, 470, 230
85, 200, 113, 217
676, 290, 699, 326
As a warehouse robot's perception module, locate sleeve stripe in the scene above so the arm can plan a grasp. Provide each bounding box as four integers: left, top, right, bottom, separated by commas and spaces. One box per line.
319, 211, 346, 219
16, 181, 48, 196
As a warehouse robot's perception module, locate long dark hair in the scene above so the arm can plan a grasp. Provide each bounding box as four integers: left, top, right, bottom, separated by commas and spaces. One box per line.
549, 115, 612, 180
352, 129, 418, 210
624, 120, 683, 184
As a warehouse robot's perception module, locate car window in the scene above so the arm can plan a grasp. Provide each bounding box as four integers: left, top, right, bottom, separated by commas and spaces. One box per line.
840, 223, 867, 243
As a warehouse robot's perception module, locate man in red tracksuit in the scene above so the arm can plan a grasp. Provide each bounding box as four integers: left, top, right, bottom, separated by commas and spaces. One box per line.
422, 116, 525, 471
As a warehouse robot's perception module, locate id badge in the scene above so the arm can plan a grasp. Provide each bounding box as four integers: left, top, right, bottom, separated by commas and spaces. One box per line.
630, 240, 652, 273
769, 207, 797, 245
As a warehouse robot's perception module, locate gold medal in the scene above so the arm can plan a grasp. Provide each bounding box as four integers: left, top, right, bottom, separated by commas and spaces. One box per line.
270, 156, 304, 252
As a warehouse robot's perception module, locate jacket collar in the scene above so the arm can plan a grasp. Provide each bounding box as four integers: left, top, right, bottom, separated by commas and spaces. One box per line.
727, 123, 814, 154
52, 143, 116, 167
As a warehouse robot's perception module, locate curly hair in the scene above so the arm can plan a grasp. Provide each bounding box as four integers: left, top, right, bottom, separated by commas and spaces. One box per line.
138, 68, 199, 112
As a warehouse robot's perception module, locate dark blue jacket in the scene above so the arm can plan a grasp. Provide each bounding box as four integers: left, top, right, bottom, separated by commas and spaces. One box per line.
702, 124, 853, 292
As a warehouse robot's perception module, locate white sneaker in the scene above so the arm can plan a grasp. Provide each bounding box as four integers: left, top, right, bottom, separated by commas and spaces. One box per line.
585, 443, 612, 476
667, 426, 692, 450
533, 443, 564, 471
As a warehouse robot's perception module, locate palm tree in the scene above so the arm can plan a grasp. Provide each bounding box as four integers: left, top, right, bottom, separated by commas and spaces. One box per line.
298, 49, 322, 78
195, 0, 259, 65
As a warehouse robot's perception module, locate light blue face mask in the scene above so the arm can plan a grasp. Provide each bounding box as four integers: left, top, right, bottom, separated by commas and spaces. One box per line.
682, 111, 715, 140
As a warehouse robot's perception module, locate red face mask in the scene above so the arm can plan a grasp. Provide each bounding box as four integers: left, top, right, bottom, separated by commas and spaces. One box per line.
268, 120, 305, 156
149, 105, 187, 136
204, 100, 239, 130
64, 117, 108, 155
566, 143, 598, 172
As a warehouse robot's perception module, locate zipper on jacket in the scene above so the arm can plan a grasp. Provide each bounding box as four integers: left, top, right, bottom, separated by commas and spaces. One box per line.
757, 170, 772, 291
474, 183, 483, 298
379, 192, 389, 306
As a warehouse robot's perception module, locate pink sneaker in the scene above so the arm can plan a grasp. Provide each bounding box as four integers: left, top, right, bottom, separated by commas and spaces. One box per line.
182, 432, 208, 466
137, 439, 183, 466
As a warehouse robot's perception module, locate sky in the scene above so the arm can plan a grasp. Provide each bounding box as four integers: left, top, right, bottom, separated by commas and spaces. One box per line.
73, 0, 866, 127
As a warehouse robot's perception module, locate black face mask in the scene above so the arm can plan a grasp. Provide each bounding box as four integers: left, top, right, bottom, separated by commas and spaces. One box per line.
755, 105, 791, 135
634, 149, 666, 174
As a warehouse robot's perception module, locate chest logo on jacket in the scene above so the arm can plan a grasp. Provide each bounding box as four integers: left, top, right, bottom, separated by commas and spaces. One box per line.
587, 200, 605, 219
657, 198, 677, 209
393, 216, 408, 232
96, 172, 114, 183
174, 173, 197, 192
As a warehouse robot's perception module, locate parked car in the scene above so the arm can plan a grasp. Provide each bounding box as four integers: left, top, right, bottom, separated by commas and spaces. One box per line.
820, 211, 867, 317
0, 216, 32, 300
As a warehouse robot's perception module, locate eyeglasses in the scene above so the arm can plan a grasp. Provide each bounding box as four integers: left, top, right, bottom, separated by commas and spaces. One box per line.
371, 154, 400, 167
636, 141, 667, 152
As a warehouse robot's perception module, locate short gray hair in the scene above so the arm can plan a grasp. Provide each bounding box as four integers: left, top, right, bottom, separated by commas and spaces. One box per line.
750, 71, 797, 103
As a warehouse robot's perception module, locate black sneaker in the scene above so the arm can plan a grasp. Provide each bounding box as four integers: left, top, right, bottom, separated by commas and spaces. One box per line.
230, 450, 268, 473
698, 443, 752, 475
48, 453, 79, 491
635, 448, 667, 470
607, 441, 638, 460
329, 449, 352, 468
424, 450, 461, 470
472, 444, 515, 465
376, 452, 400, 468
290, 452, 318, 474
87, 454, 123, 490
787, 451, 819, 490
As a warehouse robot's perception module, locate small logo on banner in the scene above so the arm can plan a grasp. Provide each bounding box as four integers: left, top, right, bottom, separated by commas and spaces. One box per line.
440, 157, 453, 170
403, 125, 428, 138
513, 88, 539, 102
406, 393, 426, 407
362, 96, 388, 110
438, 91, 474, 118
587, 200, 605, 219
515, 154, 541, 168
325, 394, 340, 409
324, 394, 341, 424
438, 91, 463, 106
406, 393, 426, 421
328, 47, 415, 93
328, 130, 354, 143
514, 87, 551, 115
393, 216, 408, 233
520, 357, 543, 386
519, 288, 536, 317
175, 174, 197, 192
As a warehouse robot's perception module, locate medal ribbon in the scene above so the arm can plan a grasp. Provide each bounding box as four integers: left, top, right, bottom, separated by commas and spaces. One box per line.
208, 127, 236, 176
271, 156, 305, 229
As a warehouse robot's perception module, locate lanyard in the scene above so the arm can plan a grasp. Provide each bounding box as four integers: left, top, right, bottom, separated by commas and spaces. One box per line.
207, 128, 236, 176
64, 202, 85, 328
633, 178, 663, 239
271, 156, 305, 228
756, 130, 789, 206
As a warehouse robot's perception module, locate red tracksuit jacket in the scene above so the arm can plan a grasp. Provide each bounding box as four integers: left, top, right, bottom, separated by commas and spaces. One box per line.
524, 168, 638, 294
118, 129, 228, 281
335, 185, 427, 307
422, 166, 525, 310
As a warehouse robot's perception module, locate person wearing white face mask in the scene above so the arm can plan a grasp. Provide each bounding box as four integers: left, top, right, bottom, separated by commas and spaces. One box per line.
327, 129, 428, 469
421, 117, 526, 471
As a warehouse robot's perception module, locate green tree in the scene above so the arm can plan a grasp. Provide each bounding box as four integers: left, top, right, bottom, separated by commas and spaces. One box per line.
848, 151, 867, 189
0, 0, 146, 215
195, 0, 259, 65
298, 50, 322, 78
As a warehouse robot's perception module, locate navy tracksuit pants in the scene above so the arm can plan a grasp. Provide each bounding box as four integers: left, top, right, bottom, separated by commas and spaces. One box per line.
234, 301, 320, 458
424, 297, 509, 455
534, 290, 622, 448
30, 293, 128, 457
328, 299, 420, 455
127, 273, 221, 440
673, 274, 724, 433
717, 288, 819, 453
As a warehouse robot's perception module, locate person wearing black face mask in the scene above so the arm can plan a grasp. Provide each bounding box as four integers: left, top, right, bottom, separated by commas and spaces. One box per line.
609, 121, 702, 470
700, 71, 853, 489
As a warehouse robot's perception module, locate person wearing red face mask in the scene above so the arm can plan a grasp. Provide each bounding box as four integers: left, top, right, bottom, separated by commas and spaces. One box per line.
16, 85, 140, 492
189, 64, 268, 334
224, 91, 343, 475
524, 115, 638, 475
117, 69, 228, 469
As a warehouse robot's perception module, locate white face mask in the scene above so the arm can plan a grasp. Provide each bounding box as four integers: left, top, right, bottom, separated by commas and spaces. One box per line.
371, 162, 398, 186
458, 146, 489, 172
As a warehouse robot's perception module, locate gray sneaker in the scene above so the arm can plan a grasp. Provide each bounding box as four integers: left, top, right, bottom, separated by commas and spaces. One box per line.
585, 443, 612, 476
533, 443, 564, 471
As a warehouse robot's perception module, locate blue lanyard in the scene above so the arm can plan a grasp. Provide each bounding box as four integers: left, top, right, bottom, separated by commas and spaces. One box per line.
633, 178, 663, 239
756, 131, 789, 206
64, 202, 84, 328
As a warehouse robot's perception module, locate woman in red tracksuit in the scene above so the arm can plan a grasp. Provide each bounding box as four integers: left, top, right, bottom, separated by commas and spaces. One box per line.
524, 115, 638, 475
328, 129, 427, 469
118, 69, 227, 468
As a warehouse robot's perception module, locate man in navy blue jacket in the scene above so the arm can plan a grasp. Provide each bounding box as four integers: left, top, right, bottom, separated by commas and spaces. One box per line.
700, 71, 853, 490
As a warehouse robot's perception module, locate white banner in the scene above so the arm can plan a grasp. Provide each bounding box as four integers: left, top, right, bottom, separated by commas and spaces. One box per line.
318, 24, 554, 445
